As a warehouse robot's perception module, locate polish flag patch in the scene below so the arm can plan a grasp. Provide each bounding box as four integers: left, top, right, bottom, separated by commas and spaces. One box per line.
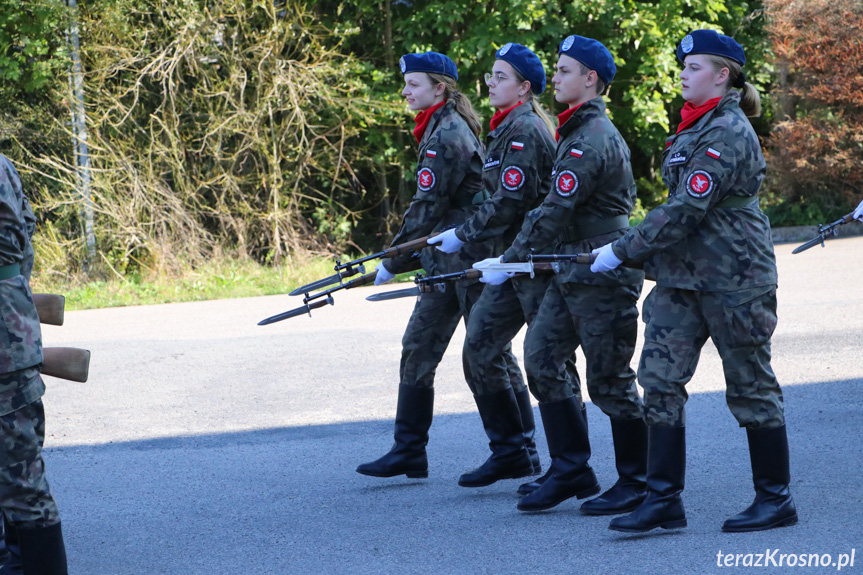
570, 148, 583, 158
426, 150, 437, 158
705, 147, 721, 159
511, 141, 524, 150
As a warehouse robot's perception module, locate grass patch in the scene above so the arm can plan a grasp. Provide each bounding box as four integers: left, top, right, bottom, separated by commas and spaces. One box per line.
31, 256, 419, 311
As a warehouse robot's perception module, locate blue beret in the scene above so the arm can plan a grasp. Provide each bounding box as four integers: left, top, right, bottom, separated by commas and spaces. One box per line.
558, 35, 616, 85
399, 52, 458, 81
676, 30, 746, 66
495, 43, 546, 94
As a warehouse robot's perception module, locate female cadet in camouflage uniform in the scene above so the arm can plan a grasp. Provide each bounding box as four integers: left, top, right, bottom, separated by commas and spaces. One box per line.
356, 52, 524, 480
428, 43, 560, 488
0, 154, 68, 573
475, 36, 647, 514
593, 30, 798, 533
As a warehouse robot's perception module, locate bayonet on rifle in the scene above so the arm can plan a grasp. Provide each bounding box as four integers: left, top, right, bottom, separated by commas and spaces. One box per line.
290, 234, 436, 295
259, 271, 379, 325
792, 212, 856, 254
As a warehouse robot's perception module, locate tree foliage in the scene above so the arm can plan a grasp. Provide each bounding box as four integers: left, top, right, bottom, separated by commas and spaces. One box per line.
2, 0, 778, 278
764, 0, 863, 224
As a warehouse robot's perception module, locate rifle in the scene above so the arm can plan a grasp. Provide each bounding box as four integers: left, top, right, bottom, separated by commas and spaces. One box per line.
34, 293, 65, 326
32, 294, 91, 382
792, 212, 857, 254
366, 262, 561, 302
289, 233, 438, 296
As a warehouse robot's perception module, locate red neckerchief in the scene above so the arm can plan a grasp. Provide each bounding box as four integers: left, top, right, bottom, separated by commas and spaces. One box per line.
413, 100, 447, 144
676, 97, 722, 134
489, 101, 523, 132
556, 103, 583, 142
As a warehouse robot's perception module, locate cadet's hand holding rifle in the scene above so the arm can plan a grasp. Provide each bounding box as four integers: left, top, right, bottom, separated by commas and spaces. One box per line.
427, 228, 465, 253
589, 243, 623, 272
472, 256, 514, 285
854, 199, 863, 221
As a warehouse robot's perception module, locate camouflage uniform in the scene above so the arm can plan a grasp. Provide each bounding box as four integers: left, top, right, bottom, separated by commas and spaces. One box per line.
457, 103, 558, 397
0, 154, 60, 529
381, 101, 521, 389
612, 90, 782, 429
504, 97, 644, 414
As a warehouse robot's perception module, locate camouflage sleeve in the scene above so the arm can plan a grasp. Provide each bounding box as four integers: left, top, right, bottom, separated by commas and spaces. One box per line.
503, 142, 603, 262
613, 134, 740, 262
0, 158, 28, 267
20, 195, 36, 279
384, 134, 470, 273
457, 135, 545, 244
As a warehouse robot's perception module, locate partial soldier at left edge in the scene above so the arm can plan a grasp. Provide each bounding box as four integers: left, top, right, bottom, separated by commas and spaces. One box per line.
0, 153, 69, 575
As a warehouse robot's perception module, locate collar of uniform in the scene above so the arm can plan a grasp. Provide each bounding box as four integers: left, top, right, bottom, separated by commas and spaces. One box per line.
556, 96, 605, 141
488, 101, 532, 139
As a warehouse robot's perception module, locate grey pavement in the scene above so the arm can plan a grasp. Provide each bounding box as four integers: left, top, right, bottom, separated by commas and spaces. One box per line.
40, 235, 863, 574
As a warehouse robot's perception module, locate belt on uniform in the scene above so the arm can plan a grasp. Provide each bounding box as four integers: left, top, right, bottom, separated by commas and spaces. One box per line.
452, 190, 491, 209
0, 262, 21, 281
558, 214, 630, 243
715, 195, 758, 209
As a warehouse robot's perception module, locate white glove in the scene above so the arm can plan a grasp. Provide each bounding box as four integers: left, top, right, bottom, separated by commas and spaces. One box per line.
590, 243, 623, 273
427, 228, 465, 253
374, 261, 396, 286
472, 256, 514, 285
854, 199, 863, 221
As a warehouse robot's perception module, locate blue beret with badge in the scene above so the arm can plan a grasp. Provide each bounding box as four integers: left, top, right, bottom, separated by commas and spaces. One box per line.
558, 35, 616, 85
676, 29, 746, 66
399, 52, 458, 81
495, 42, 546, 94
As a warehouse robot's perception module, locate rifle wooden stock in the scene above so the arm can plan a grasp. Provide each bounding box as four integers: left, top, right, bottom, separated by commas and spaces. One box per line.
41, 347, 90, 383
380, 232, 439, 258
34, 293, 65, 326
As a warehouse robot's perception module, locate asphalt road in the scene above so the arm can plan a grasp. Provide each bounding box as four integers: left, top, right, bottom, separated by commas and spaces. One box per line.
41, 235, 863, 574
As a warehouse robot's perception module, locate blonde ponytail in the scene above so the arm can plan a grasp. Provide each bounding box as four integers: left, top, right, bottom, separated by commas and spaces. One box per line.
706, 55, 762, 118
428, 73, 483, 137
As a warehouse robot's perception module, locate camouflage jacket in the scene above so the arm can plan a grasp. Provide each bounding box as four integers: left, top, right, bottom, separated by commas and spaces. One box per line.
612, 91, 777, 292
384, 100, 493, 279
504, 97, 644, 287
455, 103, 556, 252
0, 154, 44, 412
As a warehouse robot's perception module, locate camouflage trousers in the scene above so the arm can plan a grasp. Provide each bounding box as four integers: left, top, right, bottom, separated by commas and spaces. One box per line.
462, 275, 577, 396
639, 285, 784, 428
0, 371, 60, 529
523, 279, 642, 416
401, 280, 522, 390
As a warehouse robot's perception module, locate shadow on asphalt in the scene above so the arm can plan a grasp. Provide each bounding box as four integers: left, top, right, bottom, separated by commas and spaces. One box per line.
46, 377, 862, 575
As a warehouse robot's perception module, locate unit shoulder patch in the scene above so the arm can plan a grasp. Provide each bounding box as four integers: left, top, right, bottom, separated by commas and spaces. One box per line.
501, 166, 525, 191
417, 167, 436, 191
686, 170, 714, 199
555, 170, 579, 197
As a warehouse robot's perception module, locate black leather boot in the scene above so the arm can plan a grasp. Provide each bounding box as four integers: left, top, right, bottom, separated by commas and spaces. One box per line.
517, 397, 599, 511
722, 425, 798, 532
0, 517, 22, 575
18, 522, 67, 575
514, 387, 541, 475
459, 388, 534, 487
609, 425, 687, 532
356, 385, 433, 478
517, 403, 588, 495
581, 417, 647, 515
